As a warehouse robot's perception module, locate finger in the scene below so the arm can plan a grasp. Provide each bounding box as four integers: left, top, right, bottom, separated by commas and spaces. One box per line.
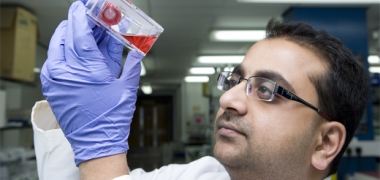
119, 50, 144, 86
81, 0, 114, 44
81, 0, 104, 29
79, 0, 96, 29
80, 0, 108, 44
107, 20, 127, 66
47, 21, 67, 63
107, 35, 123, 58
66, 1, 103, 58
107, 36, 123, 76
97, 35, 122, 77
93, 26, 108, 43
119, 17, 130, 34
41, 20, 67, 80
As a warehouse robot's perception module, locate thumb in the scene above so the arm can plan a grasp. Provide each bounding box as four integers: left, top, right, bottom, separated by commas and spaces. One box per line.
119, 51, 144, 87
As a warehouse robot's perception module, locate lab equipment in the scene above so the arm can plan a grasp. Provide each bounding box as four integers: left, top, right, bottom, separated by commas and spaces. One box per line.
0, 148, 37, 180
40, 1, 144, 166
84, 0, 164, 55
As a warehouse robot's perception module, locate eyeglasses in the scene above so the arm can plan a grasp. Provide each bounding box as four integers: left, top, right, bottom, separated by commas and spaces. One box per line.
217, 71, 332, 121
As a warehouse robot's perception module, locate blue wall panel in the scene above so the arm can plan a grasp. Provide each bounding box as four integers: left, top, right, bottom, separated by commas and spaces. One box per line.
283, 7, 374, 141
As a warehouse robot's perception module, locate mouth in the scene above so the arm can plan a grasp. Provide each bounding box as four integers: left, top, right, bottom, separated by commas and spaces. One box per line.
217, 122, 246, 137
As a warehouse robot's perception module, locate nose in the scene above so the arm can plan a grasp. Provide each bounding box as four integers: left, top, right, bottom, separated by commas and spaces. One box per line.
219, 81, 248, 115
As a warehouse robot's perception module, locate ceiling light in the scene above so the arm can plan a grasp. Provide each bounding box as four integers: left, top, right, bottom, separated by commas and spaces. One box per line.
141, 85, 152, 94
368, 55, 380, 64
224, 67, 234, 72
237, 0, 380, 4
190, 67, 215, 74
216, 67, 222, 73
140, 61, 146, 76
34, 67, 41, 73
210, 30, 266, 42
184, 76, 210, 83
198, 56, 245, 64
369, 67, 380, 74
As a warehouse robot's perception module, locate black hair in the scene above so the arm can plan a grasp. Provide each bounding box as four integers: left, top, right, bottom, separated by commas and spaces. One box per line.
265, 19, 370, 176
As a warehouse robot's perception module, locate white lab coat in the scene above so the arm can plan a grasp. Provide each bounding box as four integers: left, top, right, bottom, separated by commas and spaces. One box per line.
32, 100, 230, 180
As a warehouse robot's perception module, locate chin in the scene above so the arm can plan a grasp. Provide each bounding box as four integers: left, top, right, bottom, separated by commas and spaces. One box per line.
213, 142, 228, 165
214, 137, 248, 168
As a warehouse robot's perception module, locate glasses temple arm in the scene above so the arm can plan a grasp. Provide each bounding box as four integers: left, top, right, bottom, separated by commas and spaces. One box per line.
276, 86, 332, 121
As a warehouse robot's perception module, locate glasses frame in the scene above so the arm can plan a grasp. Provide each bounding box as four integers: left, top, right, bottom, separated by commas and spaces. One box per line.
217, 71, 332, 121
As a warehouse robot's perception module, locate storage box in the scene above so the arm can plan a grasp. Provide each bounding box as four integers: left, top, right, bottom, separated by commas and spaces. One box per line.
1, 7, 38, 82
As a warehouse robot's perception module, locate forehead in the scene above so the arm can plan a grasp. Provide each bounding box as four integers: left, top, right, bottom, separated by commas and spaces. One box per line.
240, 38, 327, 94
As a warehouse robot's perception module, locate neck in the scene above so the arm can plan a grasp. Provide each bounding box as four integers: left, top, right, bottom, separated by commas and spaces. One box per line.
224, 164, 326, 180
223, 165, 251, 180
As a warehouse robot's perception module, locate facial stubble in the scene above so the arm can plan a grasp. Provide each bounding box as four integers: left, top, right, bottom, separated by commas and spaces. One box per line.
214, 112, 254, 169
214, 111, 319, 179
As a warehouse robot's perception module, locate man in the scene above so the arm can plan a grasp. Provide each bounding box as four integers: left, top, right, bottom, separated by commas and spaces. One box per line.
33, 1, 369, 180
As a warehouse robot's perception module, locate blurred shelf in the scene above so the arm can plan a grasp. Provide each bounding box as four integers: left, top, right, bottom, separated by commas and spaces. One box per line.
0, 125, 32, 131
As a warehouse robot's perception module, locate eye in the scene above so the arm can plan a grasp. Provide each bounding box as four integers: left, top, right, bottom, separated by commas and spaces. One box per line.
229, 79, 238, 87
255, 81, 274, 100
227, 74, 240, 89
258, 85, 271, 94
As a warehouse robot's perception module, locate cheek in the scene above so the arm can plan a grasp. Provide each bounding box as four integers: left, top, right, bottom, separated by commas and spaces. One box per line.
214, 108, 224, 132
216, 108, 224, 118
267, 115, 316, 164
249, 109, 315, 160
248, 104, 313, 143
246, 104, 282, 131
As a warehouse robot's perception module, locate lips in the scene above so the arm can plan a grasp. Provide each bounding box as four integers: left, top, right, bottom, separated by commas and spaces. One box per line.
218, 121, 246, 136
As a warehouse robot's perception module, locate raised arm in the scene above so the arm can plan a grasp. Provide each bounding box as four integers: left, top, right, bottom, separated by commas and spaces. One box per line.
40, 1, 143, 179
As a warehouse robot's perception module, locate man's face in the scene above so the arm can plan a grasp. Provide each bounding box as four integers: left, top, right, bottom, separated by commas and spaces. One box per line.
213, 38, 327, 178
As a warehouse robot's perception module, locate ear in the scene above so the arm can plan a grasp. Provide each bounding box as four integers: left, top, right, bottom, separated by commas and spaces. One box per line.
311, 122, 346, 170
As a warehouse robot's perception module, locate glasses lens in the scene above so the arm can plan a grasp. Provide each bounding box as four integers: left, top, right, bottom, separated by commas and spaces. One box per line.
217, 72, 240, 91
229, 73, 240, 89
217, 72, 229, 91
248, 77, 275, 101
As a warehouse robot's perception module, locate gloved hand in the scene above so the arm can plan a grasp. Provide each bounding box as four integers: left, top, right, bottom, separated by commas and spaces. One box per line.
40, 1, 144, 166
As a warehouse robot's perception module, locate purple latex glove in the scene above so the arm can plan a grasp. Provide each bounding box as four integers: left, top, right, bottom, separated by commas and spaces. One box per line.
40, 1, 143, 166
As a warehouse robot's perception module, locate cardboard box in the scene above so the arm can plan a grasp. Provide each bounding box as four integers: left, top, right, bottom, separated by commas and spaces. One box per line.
1, 7, 38, 82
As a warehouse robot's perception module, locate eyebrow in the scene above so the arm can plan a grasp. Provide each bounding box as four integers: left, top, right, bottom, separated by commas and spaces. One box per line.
231, 65, 296, 93
254, 70, 296, 93
232, 65, 244, 76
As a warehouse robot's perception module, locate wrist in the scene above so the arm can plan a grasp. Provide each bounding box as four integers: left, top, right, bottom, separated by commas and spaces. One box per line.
79, 153, 129, 180
65, 113, 130, 166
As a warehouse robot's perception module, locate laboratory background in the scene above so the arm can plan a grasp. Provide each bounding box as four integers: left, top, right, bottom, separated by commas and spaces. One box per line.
0, 0, 379, 180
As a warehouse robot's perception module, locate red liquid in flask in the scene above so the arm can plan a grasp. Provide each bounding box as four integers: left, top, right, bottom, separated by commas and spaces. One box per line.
122, 35, 158, 54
